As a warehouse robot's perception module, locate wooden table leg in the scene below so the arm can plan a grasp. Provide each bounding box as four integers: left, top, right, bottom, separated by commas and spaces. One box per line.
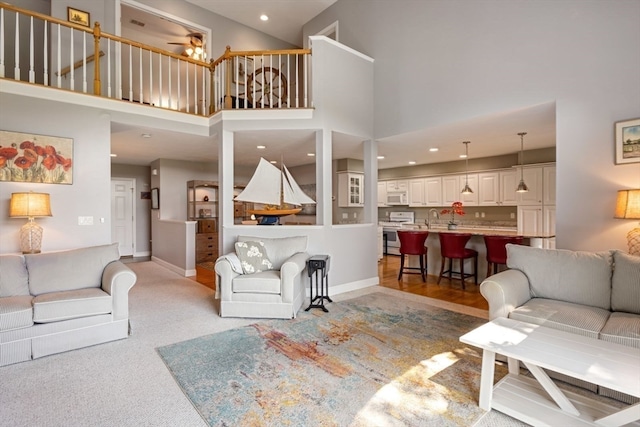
479, 349, 496, 411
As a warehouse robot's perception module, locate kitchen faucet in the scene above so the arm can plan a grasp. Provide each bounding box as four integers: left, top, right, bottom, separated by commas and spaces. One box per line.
426, 208, 440, 229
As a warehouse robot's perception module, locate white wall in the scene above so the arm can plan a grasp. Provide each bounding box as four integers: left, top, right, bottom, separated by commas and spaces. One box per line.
304, 0, 640, 252
0, 94, 112, 253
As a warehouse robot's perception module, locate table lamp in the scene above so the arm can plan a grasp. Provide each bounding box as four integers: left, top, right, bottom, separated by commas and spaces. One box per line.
614, 189, 640, 256
9, 192, 52, 254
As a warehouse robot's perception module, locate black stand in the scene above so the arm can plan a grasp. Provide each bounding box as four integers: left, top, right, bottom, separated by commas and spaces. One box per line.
305, 255, 332, 312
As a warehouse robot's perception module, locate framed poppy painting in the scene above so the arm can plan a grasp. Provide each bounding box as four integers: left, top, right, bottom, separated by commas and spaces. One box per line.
0, 130, 73, 184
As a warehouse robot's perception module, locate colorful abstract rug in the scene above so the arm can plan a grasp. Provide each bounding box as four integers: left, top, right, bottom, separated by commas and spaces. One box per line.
157, 292, 505, 426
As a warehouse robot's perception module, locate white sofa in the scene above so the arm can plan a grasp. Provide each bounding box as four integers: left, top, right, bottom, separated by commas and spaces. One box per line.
215, 235, 309, 319
480, 244, 640, 403
0, 243, 137, 366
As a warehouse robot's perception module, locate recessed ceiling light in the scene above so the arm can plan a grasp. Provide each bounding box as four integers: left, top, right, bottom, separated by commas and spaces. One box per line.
459, 154, 467, 158
429, 147, 439, 152
307, 153, 315, 157
408, 161, 416, 165
257, 145, 266, 149
377, 155, 385, 159
110, 153, 117, 157
260, 14, 269, 21
141, 133, 151, 138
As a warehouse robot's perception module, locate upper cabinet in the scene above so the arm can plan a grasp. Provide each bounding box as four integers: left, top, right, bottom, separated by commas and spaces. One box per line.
478, 170, 517, 206
386, 180, 409, 192
441, 175, 460, 205
338, 172, 364, 207
460, 173, 479, 206
408, 177, 443, 207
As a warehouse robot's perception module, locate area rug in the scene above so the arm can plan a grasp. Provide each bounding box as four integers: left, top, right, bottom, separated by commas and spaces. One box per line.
157, 292, 505, 426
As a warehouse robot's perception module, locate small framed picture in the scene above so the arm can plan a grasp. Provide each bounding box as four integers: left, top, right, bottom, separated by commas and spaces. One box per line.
67, 7, 90, 27
615, 118, 640, 164
151, 188, 159, 210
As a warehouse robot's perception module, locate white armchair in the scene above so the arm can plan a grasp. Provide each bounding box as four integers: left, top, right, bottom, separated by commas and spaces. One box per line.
214, 235, 309, 319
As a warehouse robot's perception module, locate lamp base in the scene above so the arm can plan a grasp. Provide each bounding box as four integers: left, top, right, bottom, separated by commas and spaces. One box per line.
19, 219, 43, 254
628, 227, 640, 257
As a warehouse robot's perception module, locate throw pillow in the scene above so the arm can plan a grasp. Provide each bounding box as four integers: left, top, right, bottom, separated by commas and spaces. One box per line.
235, 241, 273, 274
611, 250, 640, 314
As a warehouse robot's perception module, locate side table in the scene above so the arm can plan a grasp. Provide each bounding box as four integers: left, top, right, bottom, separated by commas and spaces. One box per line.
305, 255, 332, 312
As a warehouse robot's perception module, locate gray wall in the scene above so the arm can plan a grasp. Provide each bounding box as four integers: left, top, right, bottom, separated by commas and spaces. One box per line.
304, 0, 640, 252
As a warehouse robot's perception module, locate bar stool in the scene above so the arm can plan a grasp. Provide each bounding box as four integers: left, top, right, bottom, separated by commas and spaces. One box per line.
437, 233, 477, 289
397, 230, 429, 281
483, 235, 524, 277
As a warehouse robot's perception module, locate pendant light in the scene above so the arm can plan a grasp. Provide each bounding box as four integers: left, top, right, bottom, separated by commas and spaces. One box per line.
516, 132, 529, 193
461, 141, 473, 194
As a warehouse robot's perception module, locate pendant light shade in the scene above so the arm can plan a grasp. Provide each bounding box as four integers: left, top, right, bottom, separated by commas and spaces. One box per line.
516, 132, 529, 193
461, 141, 473, 194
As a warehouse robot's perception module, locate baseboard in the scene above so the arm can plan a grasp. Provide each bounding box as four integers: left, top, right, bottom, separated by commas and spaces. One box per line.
150, 256, 195, 277
134, 250, 151, 257
307, 276, 379, 297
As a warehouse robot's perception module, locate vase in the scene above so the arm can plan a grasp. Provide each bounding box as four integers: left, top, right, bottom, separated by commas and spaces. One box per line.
448, 223, 457, 230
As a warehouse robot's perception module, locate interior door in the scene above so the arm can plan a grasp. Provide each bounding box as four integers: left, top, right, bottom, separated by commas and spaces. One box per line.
111, 178, 134, 256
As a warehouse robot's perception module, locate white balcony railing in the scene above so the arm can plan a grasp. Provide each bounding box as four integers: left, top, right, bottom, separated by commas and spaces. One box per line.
0, 3, 312, 116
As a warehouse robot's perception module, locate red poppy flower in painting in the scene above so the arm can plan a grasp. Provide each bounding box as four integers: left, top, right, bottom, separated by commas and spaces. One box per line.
0, 147, 18, 159
0, 157, 6, 168
56, 155, 72, 171
14, 156, 34, 169
24, 148, 38, 162
19, 140, 35, 150
34, 145, 47, 156
42, 155, 57, 170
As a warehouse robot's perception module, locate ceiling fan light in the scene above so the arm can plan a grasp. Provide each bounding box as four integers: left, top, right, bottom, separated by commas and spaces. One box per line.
185, 47, 194, 56
195, 46, 203, 55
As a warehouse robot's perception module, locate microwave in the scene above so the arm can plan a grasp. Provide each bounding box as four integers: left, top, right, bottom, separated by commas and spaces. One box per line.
386, 191, 408, 205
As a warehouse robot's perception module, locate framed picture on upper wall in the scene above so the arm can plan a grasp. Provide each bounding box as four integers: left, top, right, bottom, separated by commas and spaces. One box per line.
615, 118, 640, 164
67, 7, 90, 27
0, 130, 73, 184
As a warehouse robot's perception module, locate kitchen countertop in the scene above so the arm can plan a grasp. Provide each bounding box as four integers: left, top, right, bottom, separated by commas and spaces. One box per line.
399, 225, 555, 239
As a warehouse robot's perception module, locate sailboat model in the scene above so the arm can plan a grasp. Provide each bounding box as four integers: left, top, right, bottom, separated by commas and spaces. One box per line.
234, 158, 316, 218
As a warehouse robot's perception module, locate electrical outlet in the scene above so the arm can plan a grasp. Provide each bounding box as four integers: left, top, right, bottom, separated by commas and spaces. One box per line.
78, 216, 93, 225
353, 212, 357, 218
342, 213, 348, 219
481, 212, 485, 218
510, 212, 516, 219
475, 212, 479, 218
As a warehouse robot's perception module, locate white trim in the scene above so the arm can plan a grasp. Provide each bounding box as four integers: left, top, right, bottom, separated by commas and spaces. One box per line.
151, 256, 195, 277
317, 276, 379, 297
309, 35, 374, 63
316, 21, 339, 42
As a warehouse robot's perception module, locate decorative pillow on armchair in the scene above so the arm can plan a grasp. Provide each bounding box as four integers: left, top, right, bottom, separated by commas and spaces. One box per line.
235, 241, 273, 274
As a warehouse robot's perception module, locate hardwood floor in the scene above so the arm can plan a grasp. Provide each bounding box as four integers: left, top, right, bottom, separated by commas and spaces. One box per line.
191, 255, 488, 311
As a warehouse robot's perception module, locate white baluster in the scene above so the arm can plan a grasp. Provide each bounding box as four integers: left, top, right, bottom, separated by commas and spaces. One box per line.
14, 12, 19, 80
177, 59, 181, 111
304, 54, 308, 108
28, 16, 34, 83
56, 24, 61, 88
186, 60, 190, 113
138, 47, 142, 103
158, 53, 163, 108
107, 40, 111, 97
201, 63, 205, 115
149, 50, 152, 105
69, 28, 74, 90
82, 32, 87, 93
193, 61, 198, 114
117, 41, 122, 100
128, 44, 132, 102
43, 20, 48, 85
0, 8, 5, 78
286, 54, 290, 108
168, 56, 172, 109
296, 54, 299, 108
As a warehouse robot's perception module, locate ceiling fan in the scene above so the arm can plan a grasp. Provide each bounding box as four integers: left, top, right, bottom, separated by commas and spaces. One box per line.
168, 32, 205, 60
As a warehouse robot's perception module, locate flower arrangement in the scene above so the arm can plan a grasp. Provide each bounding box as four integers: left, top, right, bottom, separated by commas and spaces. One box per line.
441, 201, 465, 226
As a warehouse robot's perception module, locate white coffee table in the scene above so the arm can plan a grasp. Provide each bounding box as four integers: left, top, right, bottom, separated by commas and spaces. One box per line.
460, 317, 640, 427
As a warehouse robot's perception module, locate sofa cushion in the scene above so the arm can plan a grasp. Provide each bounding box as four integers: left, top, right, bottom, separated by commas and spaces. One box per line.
25, 243, 120, 296
32, 288, 112, 323
235, 241, 273, 274
509, 298, 610, 339
599, 311, 640, 348
611, 250, 640, 314
0, 296, 33, 332
506, 245, 613, 310
237, 236, 307, 270
232, 270, 281, 294
0, 255, 30, 297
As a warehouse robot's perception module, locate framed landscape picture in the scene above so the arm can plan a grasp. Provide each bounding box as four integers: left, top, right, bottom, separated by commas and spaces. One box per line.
67, 7, 90, 27
615, 118, 640, 164
0, 130, 73, 184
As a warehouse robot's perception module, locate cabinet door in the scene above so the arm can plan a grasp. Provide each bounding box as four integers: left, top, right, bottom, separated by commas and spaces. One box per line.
478, 172, 500, 205
409, 179, 425, 206
543, 166, 556, 206
543, 205, 556, 236
442, 175, 460, 205
517, 206, 543, 235
499, 170, 518, 206
516, 167, 543, 205
339, 173, 364, 207
377, 181, 388, 207
460, 173, 479, 206
424, 177, 442, 206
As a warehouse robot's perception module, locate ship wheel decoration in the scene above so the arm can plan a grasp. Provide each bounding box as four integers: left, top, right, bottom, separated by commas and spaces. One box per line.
247, 67, 288, 108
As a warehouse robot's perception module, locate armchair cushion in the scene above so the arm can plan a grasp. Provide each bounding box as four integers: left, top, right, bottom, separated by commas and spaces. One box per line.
232, 270, 281, 294
235, 241, 273, 274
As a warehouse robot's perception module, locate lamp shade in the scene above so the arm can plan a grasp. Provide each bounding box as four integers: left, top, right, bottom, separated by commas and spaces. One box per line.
9, 192, 52, 218
614, 189, 640, 219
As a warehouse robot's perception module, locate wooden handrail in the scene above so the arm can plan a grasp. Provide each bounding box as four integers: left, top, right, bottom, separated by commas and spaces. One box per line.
56, 50, 104, 77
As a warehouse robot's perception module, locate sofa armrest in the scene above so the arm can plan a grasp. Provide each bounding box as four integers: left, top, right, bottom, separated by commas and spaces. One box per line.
215, 255, 240, 301
280, 252, 309, 303
480, 269, 531, 320
101, 261, 137, 321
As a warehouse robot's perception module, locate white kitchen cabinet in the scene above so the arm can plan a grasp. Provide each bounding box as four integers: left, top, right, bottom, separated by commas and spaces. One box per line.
499, 169, 518, 206
424, 177, 442, 206
516, 167, 543, 205
543, 165, 556, 206
408, 179, 425, 207
442, 175, 460, 205
543, 205, 556, 236
478, 170, 518, 206
386, 180, 408, 192
460, 173, 479, 206
338, 172, 364, 207
377, 181, 388, 207
517, 205, 543, 236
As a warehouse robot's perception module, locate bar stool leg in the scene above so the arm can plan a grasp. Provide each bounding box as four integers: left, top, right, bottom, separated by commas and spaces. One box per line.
473, 255, 478, 285
419, 255, 425, 282
460, 258, 466, 290
437, 257, 446, 284
398, 254, 405, 280
487, 262, 492, 279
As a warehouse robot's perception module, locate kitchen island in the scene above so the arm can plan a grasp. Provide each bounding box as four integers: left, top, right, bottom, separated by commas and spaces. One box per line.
396, 224, 555, 285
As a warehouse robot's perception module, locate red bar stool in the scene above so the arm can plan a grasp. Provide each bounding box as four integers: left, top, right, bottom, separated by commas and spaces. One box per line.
437, 233, 477, 289
397, 230, 429, 281
483, 235, 524, 277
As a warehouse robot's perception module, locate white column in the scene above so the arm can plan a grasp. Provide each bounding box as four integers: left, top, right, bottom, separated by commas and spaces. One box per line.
219, 128, 234, 254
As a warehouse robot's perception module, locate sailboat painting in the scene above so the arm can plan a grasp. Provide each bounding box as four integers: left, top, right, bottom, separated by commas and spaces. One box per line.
234, 158, 316, 223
